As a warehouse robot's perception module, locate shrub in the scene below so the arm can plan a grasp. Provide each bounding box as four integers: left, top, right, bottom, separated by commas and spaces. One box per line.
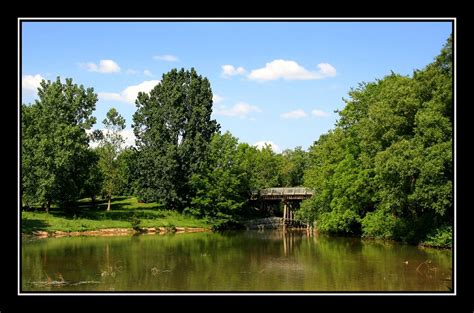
209, 218, 244, 231
421, 225, 452, 248
130, 214, 142, 232
361, 209, 397, 239
164, 223, 177, 233
317, 209, 361, 234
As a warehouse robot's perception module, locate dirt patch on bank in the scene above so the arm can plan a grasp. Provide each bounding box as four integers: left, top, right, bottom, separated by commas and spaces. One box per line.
25, 227, 210, 238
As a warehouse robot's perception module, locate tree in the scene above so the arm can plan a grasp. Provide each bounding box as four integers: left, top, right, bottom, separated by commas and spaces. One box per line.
115, 147, 140, 197
21, 77, 97, 211
279, 147, 308, 187
252, 145, 282, 189
80, 148, 103, 206
97, 108, 126, 211
189, 132, 249, 222
133, 68, 219, 210
300, 35, 453, 246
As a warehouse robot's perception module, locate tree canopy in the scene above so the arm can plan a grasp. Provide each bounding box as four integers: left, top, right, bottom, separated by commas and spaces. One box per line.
21, 77, 97, 210
299, 35, 453, 246
132, 68, 219, 210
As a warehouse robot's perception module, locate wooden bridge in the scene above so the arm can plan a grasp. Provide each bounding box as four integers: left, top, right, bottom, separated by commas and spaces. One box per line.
257, 187, 313, 200
252, 187, 313, 226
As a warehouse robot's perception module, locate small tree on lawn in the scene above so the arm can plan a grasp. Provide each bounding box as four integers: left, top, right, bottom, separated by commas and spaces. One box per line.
97, 108, 126, 211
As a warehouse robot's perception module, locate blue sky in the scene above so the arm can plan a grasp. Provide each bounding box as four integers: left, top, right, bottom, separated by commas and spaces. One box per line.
21, 21, 452, 152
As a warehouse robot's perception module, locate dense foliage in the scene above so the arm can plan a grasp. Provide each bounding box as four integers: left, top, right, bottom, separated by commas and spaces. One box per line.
132, 68, 219, 210
189, 132, 249, 219
298, 36, 453, 246
21, 77, 97, 211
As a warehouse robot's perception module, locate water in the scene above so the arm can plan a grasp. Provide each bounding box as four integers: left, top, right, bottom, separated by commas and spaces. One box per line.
21, 230, 452, 292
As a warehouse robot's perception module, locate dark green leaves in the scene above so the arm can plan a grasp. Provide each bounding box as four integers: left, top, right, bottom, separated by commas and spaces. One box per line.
132, 68, 219, 210
301, 35, 453, 245
21, 77, 98, 209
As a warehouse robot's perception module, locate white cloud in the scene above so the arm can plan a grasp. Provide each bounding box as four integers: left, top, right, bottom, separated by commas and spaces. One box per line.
143, 69, 153, 77
247, 59, 337, 81
84, 59, 121, 73
221, 65, 246, 78
122, 80, 159, 103
214, 102, 261, 118
88, 128, 136, 149
317, 63, 337, 77
126, 69, 139, 75
311, 109, 330, 117
153, 54, 179, 62
254, 141, 281, 153
97, 92, 123, 102
86, 129, 99, 149
98, 80, 160, 104
121, 129, 136, 147
280, 109, 308, 119
22, 74, 44, 92
212, 94, 223, 104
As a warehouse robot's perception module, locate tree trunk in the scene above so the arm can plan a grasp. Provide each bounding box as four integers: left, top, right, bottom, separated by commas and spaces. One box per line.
107, 196, 111, 211
91, 195, 96, 207
46, 199, 51, 213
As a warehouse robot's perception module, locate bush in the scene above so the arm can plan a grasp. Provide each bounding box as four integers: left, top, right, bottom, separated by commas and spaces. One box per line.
361, 209, 397, 239
130, 214, 142, 231
210, 218, 244, 231
421, 225, 452, 248
392, 213, 443, 245
182, 207, 202, 218
317, 209, 361, 234
164, 223, 177, 233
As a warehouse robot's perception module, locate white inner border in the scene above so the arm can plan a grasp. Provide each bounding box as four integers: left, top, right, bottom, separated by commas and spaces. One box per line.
17, 17, 456, 296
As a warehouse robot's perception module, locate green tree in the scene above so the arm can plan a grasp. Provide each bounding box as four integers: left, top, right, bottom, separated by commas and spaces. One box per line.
21, 77, 97, 211
80, 148, 103, 206
133, 68, 219, 210
189, 132, 249, 222
301, 35, 452, 246
279, 146, 308, 187
252, 145, 282, 189
115, 147, 140, 197
97, 108, 126, 211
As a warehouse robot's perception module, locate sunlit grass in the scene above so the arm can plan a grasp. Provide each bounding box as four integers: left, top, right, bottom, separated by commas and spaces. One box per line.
22, 196, 209, 233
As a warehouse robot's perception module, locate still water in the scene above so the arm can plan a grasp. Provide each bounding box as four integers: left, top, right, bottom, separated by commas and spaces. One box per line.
22, 230, 452, 292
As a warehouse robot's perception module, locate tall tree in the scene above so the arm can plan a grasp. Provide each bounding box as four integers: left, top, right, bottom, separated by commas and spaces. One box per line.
80, 148, 103, 206
21, 77, 97, 211
133, 68, 219, 210
300, 35, 453, 246
97, 108, 126, 211
115, 147, 140, 197
190, 132, 249, 220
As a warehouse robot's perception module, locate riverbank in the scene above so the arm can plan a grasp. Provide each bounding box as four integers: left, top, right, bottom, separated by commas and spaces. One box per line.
24, 226, 209, 239
22, 196, 210, 236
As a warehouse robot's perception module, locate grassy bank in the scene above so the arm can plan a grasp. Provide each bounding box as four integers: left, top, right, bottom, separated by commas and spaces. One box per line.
21, 196, 209, 234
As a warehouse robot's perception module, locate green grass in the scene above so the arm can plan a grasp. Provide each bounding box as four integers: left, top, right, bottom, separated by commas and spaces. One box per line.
21, 196, 209, 233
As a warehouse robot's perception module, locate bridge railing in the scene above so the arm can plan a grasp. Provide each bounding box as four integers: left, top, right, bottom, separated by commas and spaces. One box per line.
258, 187, 313, 196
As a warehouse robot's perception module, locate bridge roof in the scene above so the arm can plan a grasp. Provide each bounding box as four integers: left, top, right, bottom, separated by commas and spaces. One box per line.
258, 187, 314, 196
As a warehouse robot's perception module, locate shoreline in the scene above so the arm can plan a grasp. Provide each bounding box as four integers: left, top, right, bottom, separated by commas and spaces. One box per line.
23, 226, 210, 238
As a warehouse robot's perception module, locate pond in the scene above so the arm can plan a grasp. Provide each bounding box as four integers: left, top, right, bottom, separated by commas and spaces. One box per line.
21, 230, 453, 292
